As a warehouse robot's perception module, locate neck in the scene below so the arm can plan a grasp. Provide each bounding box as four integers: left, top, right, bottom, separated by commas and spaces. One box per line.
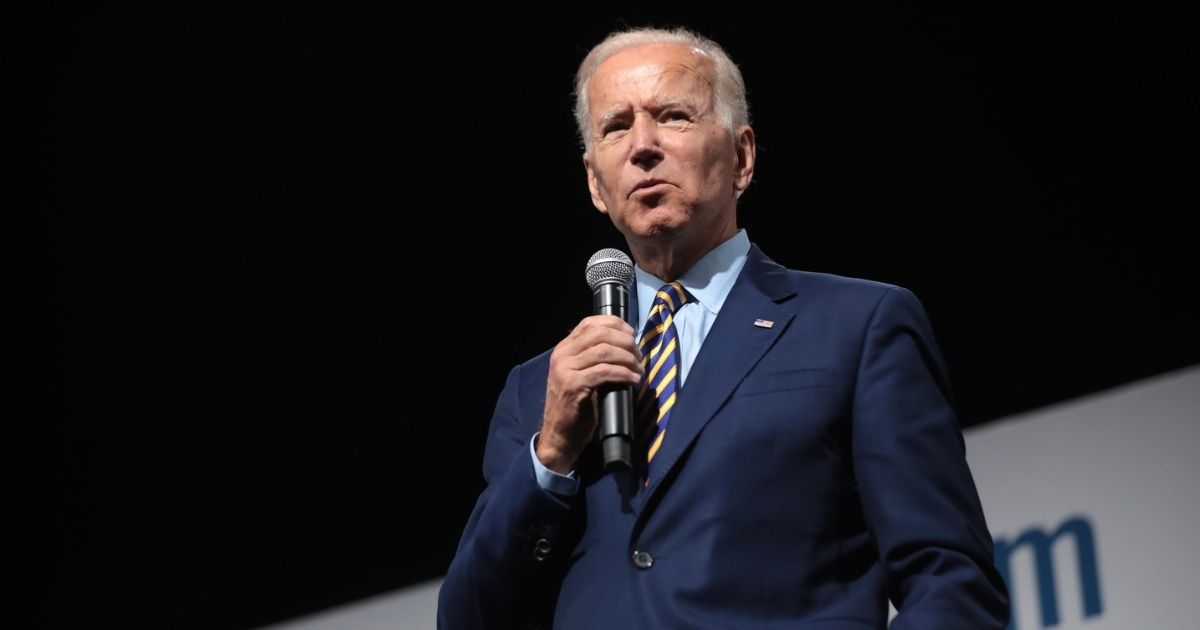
629, 221, 737, 281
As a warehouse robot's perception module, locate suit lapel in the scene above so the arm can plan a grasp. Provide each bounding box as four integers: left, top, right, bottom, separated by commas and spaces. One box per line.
633, 246, 796, 511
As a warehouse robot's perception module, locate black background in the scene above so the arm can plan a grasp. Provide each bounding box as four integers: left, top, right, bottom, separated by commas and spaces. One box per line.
34, 4, 1195, 629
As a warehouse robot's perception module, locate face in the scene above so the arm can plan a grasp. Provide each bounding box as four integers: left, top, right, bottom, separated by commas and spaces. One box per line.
583, 43, 755, 257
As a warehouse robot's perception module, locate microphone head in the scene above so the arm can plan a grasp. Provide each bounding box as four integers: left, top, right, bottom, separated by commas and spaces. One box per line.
585, 248, 634, 291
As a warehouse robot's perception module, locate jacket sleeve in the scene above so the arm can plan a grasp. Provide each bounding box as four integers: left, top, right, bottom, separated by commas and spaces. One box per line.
437, 362, 577, 630
851, 286, 1010, 629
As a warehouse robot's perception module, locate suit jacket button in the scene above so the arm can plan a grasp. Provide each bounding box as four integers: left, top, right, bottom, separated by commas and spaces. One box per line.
532, 537, 552, 562
631, 550, 654, 570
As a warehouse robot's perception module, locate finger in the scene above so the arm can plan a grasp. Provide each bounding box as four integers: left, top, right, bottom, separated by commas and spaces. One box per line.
571, 362, 643, 388
569, 342, 643, 374
568, 315, 636, 339
563, 321, 639, 355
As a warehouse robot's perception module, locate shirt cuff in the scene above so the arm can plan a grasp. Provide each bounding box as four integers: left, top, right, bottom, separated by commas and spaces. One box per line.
529, 432, 580, 496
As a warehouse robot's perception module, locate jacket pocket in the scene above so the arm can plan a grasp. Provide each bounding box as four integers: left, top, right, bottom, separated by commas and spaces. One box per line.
733, 368, 836, 396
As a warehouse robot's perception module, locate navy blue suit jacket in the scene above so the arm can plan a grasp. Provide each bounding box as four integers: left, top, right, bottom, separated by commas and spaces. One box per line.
438, 245, 1008, 629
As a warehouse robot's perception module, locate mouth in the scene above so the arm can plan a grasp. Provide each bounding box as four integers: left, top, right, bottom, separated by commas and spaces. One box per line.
630, 179, 670, 198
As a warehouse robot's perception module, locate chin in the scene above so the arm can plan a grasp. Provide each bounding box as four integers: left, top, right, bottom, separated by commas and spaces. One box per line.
631, 221, 686, 242
638, 203, 690, 228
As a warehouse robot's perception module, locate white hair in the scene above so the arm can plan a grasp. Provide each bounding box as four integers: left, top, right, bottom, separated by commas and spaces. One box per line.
573, 27, 750, 154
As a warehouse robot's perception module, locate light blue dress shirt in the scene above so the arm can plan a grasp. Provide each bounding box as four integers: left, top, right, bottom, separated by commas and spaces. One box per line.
531, 230, 752, 494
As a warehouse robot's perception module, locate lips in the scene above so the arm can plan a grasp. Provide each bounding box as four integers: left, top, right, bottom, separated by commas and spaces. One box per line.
630, 179, 670, 197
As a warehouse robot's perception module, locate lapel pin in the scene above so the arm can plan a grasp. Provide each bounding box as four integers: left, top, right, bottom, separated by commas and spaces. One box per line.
753, 318, 775, 328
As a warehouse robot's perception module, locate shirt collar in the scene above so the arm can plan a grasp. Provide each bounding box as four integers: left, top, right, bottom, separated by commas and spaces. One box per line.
635, 229, 751, 318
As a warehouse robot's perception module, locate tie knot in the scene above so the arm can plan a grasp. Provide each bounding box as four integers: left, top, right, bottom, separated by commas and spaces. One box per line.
652, 282, 691, 315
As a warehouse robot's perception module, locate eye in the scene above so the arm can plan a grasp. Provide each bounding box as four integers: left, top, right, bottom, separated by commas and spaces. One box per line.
663, 110, 692, 123
601, 121, 629, 136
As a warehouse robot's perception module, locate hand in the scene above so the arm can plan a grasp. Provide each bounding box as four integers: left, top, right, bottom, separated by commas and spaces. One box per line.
537, 315, 643, 474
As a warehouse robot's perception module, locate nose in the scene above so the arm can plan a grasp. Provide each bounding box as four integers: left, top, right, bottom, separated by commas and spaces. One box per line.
629, 115, 663, 171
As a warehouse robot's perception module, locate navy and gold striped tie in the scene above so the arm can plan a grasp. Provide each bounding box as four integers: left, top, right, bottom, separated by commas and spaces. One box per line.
637, 282, 690, 478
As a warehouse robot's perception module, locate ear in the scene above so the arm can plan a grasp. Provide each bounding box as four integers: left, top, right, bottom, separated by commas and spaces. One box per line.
732, 125, 756, 196
583, 152, 610, 214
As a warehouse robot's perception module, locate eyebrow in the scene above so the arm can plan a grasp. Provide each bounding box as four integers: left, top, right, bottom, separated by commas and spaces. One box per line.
595, 100, 699, 127
655, 100, 697, 113
596, 110, 626, 128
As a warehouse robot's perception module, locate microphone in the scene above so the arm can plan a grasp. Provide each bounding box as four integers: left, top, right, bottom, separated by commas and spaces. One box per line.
586, 248, 636, 471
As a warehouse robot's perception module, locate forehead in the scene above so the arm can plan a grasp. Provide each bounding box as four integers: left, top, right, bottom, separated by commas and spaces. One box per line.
588, 43, 715, 114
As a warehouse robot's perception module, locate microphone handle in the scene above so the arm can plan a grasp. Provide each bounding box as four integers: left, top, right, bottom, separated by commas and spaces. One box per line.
593, 282, 633, 470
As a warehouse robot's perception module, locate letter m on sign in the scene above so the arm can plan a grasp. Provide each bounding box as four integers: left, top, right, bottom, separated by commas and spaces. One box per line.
994, 516, 1103, 629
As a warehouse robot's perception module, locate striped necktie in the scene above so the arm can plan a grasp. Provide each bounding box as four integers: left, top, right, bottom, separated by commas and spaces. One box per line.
637, 282, 690, 478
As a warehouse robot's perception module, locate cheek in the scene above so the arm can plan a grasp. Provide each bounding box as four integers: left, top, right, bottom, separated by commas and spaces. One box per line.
600, 156, 627, 188
687, 136, 733, 181
705, 140, 735, 175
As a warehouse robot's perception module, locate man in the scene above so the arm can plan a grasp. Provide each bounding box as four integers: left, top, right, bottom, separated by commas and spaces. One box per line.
438, 26, 1009, 629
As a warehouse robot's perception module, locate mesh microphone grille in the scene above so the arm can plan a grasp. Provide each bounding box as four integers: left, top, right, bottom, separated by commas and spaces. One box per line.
586, 248, 634, 291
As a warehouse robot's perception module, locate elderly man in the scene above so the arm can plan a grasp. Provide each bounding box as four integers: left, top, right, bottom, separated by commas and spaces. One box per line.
438, 26, 1008, 629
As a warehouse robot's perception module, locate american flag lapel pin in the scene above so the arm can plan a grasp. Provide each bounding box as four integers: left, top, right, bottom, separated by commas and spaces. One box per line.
753, 318, 775, 329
